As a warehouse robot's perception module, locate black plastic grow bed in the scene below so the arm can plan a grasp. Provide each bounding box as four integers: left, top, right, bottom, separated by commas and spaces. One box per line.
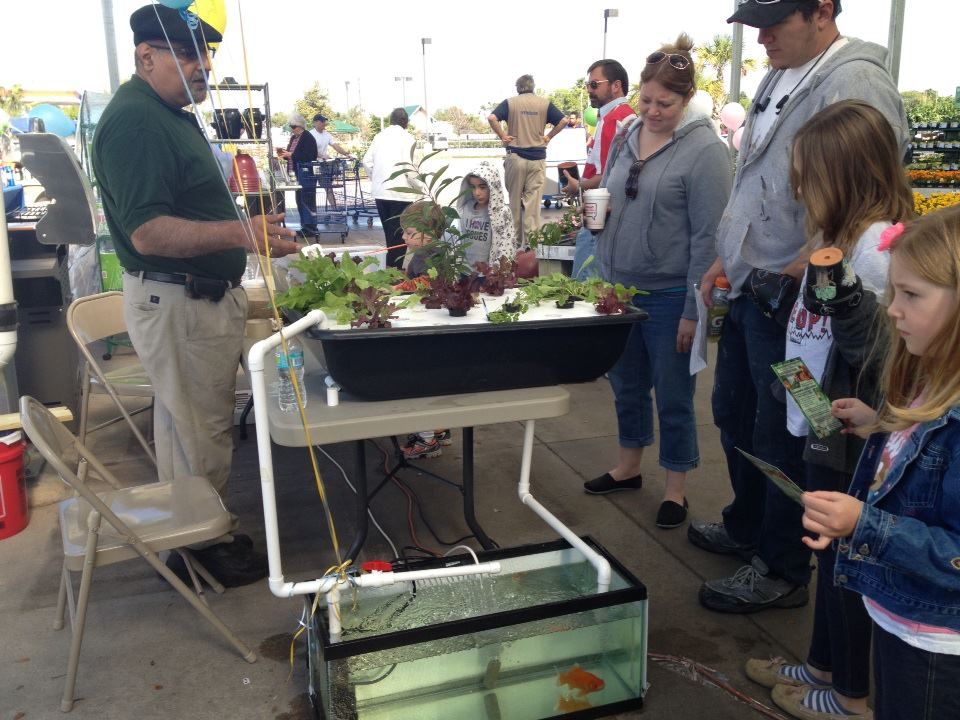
295, 306, 646, 401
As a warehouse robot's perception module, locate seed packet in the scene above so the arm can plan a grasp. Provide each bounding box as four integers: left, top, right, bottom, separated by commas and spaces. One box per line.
771, 358, 843, 439
736, 447, 804, 506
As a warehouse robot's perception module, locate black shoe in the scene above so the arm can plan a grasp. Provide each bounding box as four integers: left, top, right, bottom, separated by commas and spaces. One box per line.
655, 498, 689, 529
583, 472, 643, 495
190, 537, 268, 588
164, 551, 196, 587
698, 557, 809, 614
687, 520, 756, 559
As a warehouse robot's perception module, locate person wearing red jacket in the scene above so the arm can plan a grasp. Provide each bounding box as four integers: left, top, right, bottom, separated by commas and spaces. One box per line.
563, 59, 635, 279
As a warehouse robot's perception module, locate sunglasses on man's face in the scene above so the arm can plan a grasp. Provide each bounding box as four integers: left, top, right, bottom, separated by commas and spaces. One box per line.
624, 158, 649, 200
586, 79, 611, 91
645, 51, 690, 70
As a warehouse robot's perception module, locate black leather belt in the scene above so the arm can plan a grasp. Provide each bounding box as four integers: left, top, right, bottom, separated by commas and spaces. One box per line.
126, 270, 241, 302
126, 270, 241, 289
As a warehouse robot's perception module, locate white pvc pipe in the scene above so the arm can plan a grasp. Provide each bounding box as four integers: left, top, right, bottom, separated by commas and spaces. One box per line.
0, 211, 18, 370
248, 309, 325, 597
516, 420, 612, 593
247, 311, 505, 600
326, 584, 341, 643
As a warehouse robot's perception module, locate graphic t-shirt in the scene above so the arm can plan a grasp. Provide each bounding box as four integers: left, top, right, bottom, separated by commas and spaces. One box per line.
459, 202, 491, 268
785, 222, 891, 436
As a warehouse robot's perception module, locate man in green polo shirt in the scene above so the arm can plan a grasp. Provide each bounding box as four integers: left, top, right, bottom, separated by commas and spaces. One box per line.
92, 4, 299, 586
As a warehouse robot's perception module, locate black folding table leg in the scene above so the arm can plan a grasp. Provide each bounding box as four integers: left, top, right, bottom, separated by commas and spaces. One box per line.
345, 440, 369, 562
462, 427, 495, 549
238, 395, 254, 441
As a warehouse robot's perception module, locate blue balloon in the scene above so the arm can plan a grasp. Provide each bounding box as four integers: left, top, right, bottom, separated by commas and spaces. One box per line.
27, 104, 76, 137
158, 0, 193, 8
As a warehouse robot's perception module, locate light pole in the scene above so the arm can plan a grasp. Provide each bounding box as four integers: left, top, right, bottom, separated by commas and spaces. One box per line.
602, 9, 618, 59
421, 37, 432, 131
344, 80, 351, 110
394, 75, 412, 106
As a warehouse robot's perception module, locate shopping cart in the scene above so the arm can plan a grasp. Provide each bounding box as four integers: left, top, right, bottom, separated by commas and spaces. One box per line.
542, 160, 582, 209
296, 159, 349, 242
342, 158, 379, 226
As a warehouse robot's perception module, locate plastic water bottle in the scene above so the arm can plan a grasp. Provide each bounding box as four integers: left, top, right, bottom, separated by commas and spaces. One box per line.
707, 275, 731, 341
276, 339, 306, 412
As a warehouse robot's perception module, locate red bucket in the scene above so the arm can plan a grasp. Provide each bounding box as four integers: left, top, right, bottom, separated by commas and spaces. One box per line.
0, 432, 28, 540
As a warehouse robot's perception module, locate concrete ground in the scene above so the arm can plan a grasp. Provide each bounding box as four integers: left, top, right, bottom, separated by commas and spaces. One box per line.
0, 216, 813, 720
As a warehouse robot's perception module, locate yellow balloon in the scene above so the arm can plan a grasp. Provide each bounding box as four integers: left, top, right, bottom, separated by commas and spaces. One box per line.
190, 0, 227, 43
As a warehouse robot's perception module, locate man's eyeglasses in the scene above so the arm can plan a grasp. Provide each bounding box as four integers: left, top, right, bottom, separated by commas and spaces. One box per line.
146, 43, 215, 63
645, 51, 690, 70
586, 79, 611, 90
624, 158, 648, 200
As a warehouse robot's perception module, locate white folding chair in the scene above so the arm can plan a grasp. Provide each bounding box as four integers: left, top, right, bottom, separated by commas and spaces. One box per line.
66, 291, 155, 465
19, 395, 256, 712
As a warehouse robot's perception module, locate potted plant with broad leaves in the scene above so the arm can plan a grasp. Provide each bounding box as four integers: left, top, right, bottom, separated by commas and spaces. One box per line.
387, 148, 488, 317
589, 281, 640, 315
525, 206, 581, 251
275, 251, 415, 328
517, 272, 588, 309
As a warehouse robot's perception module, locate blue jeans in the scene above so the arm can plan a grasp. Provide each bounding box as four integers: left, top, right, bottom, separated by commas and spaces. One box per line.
805, 464, 871, 698
295, 187, 317, 234
607, 290, 699, 472
712, 296, 810, 585
571, 226, 600, 280
874, 624, 960, 719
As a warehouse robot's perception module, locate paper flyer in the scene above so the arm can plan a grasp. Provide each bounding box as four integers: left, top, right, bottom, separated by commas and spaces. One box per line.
770, 358, 843, 439
736, 447, 805, 506
689, 283, 708, 375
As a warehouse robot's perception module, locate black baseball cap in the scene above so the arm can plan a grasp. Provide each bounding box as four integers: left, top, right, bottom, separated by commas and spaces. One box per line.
727, 0, 840, 29
313, 114, 328, 123
130, 4, 222, 45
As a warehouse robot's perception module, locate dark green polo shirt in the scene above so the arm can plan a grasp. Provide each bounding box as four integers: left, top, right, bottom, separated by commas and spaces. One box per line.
92, 75, 245, 280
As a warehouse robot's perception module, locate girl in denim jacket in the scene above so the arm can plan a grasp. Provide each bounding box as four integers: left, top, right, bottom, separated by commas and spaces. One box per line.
803, 204, 960, 719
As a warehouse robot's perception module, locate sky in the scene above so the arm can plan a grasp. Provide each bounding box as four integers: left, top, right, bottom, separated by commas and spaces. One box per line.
3, 1, 958, 120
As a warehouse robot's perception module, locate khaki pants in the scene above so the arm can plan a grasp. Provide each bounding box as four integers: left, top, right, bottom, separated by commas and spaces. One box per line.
504, 153, 546, 242
123, 275, 246, 498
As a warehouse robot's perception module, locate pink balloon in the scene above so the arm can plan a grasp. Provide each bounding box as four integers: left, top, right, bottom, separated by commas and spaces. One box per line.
732, 126, 745, 151
720, 102, 746, 132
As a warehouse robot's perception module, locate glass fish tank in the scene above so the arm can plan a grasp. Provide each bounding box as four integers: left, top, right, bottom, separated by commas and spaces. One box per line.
307, 538, 648, 719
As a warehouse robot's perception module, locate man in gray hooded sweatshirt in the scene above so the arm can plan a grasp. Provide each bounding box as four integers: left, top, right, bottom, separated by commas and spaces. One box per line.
691, 0, 909, 613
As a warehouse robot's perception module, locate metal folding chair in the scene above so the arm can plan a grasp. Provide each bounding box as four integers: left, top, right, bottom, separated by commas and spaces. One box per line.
19, 395, 256, 712
66, 291, 155, 465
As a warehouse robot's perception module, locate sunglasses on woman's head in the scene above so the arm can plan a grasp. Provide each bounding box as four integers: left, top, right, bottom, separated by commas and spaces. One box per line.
624, 158, 648, 200
645, 51, 690, 70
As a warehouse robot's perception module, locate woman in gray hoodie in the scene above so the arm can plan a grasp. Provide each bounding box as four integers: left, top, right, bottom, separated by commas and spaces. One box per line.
584, 34, 732, 529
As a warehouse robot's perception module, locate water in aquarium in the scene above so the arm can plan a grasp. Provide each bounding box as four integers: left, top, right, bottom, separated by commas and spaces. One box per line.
309, 549, 647, 719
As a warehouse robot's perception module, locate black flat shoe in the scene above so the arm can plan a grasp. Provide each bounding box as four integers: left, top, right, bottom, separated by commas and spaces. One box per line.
583, 472, 643, 495
656, 498, 689, 529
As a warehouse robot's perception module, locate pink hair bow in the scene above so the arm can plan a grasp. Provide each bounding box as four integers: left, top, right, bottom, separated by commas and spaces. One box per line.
877, 222, 905, 253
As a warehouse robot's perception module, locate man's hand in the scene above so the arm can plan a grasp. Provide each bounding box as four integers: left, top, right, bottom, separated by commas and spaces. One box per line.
802, 491, 864, 551
782, 254, 808, 282
501, 134, 515, 146
561, 170, 579, 197
248, 213, 299, 257
700, 257, 724, 308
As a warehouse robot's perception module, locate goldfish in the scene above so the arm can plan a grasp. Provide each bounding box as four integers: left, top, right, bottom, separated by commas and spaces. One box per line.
557, 664, 604, 694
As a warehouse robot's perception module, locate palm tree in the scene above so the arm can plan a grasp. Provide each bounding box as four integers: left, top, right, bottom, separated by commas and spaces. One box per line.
694, 35, 758, 113
0, 85, 26, 116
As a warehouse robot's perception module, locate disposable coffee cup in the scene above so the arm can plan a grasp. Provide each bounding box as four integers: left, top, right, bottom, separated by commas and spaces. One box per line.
583, 189, 610, 230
